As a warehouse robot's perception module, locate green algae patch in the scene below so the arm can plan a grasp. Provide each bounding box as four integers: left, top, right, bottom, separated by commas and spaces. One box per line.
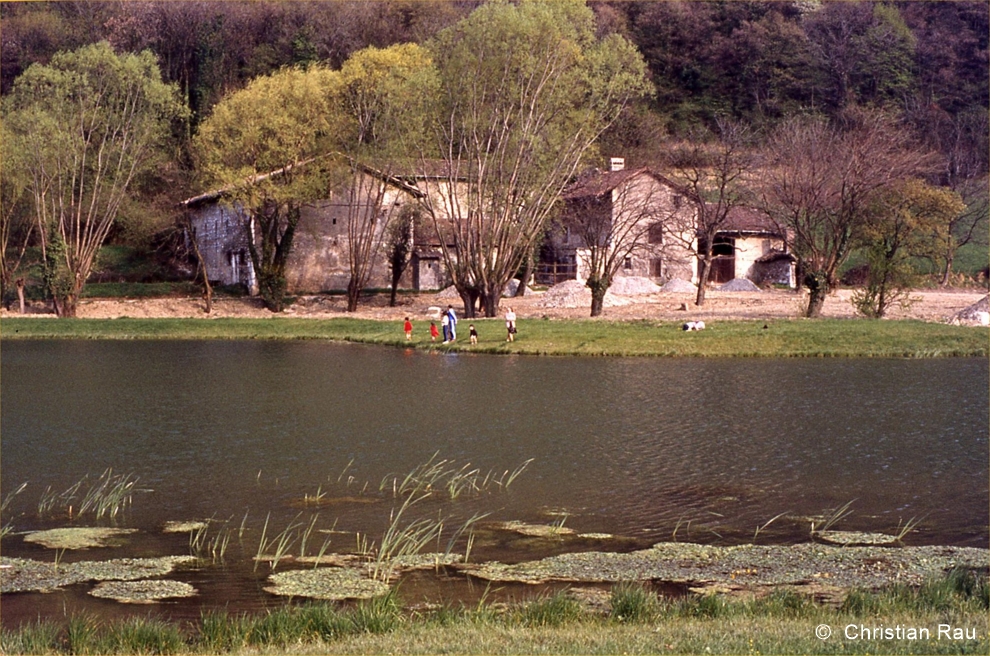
89, 579, 197, 604
23, 527, 138, 550
0, 556, 196, 593
389, 552, 462, 572
813, 530, 902, 546
162, 521, 209, 534
462, 542, 989, 590
492, 521, 577, 538
265, 567, 389, 600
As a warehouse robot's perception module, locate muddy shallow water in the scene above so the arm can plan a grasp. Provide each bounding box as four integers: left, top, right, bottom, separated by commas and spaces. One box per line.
1, 341, 987, 626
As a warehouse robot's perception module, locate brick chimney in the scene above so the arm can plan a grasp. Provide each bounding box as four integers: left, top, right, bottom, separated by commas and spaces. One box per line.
609, 157, 625, 171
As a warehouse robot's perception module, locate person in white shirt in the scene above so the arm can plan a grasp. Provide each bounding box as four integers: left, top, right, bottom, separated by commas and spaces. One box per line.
505, 306, 516, 342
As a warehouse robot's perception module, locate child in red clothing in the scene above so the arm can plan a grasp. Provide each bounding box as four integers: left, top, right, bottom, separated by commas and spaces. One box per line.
429, 321, 439, 341
404, 317, 413, 341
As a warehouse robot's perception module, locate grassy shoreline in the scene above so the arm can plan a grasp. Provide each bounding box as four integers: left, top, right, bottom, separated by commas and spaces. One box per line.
1, 316, 986, 357
2, 575, 987, 655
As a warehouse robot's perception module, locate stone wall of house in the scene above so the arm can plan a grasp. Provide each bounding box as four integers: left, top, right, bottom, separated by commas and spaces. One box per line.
189, 204, 254, 289
736, 235, 793, 286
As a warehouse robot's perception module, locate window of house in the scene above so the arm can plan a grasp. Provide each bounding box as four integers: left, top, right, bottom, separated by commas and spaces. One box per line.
623, 257, 633, 270
673, 195, 683, 209
648, 222, 664, 244
650, 258, 663, 278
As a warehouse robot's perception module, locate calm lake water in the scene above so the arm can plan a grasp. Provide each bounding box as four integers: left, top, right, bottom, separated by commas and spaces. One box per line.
1, 340, 987, 625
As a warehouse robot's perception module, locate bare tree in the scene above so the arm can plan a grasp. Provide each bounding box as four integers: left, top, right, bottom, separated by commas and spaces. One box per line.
660, 119, 756, 306
760, 111, 935, 317
563, 169, 674, 317
385, 204, 416, 307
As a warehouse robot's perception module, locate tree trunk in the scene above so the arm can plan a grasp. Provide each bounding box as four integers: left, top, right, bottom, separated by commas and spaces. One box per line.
804, 271, 828, 318
695, 255, 712, 306
16, 278, 25, 314
514, 257, 532, 298
940, 252, 953, 286
346, 279, 360, 312
458, 287, 479, 319
481, 290, 500, 318
587, 277, 609, 317
54, 293, 78, 318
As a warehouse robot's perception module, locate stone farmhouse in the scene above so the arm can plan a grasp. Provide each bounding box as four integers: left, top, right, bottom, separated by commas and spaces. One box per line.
179, 161, 462, 294
180, 157, 793, 296
543, 158, 794, 288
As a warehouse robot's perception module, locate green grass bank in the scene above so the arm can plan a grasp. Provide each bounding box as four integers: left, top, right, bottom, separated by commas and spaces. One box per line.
1, 316, 986, 357
2, 574, 987, 655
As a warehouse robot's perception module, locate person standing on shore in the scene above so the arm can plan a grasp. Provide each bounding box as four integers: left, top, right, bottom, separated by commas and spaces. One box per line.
441, 312, 450, 343
430, 321, 439, 342
505, 306, 516, 342
403, 317, 413, 341
446, 305, 458, 342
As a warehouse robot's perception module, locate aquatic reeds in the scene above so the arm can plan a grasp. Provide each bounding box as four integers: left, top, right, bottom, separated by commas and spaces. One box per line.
253, 513, 326, 571
1, 482, 27, 537
812, 499, 856, 535
379, 454, 533, 501
190, 520, 232, 563
753, 511, 790, 542
371, 490, 443, 582
36, 470, 142, 520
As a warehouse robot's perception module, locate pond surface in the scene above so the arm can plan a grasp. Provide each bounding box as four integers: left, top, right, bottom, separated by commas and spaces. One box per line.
1, 341, 987, 625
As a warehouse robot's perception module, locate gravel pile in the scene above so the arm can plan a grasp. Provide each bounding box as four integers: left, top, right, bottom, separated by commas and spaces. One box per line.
661, 278, 697, 293
538, 280, 630, 309
502, 279, 535, 297
949, 295, 989, 325
609, 276, 662, 295
718, 278, 761, 292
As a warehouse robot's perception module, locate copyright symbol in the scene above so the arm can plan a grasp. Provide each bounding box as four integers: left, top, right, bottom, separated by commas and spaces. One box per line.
815, 624, 832, 640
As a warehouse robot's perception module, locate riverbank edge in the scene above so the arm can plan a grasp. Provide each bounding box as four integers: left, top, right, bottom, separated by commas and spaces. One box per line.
2, 573, 987, 655
1, 316, 987, 358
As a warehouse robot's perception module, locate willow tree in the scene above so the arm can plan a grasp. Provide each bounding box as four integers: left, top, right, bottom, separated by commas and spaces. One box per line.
335, 43, 437, 312
3, 42, 186, 317
761, 111, 934, 318
423, 0, 650, 318
194, 65, 344, 312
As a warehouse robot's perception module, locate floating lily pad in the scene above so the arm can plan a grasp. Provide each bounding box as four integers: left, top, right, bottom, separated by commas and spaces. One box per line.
89, 579, 197, 604
23, 527, 138, 550
491, 521, 576, 538
265, 568, 389, 600
813, 530, 901, 546
290, 496, 381, 509
389, 552, 462, 571
1, 556, 196, 593
463, 542, 989, 591
162, 521, 208, 534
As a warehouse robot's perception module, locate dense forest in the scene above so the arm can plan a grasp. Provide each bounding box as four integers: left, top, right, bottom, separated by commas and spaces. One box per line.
1, 0, 987, 313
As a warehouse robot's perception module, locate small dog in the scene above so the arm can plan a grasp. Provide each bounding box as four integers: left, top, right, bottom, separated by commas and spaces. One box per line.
682, 320, 706, 331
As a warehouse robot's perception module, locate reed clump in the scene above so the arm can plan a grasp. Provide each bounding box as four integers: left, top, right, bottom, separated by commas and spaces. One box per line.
37, 469, 142, 520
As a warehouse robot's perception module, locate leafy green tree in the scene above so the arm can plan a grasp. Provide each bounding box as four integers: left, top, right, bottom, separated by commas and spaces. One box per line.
194, 64, 344, 312
423, 0, 650, 318
335, 43, 438, 312
3, 42, 186, 317
852, 179, 965, 318
0, 120, 35, 309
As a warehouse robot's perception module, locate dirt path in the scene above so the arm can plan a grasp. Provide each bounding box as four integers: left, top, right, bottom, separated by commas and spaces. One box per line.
3, 287, 986, 324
